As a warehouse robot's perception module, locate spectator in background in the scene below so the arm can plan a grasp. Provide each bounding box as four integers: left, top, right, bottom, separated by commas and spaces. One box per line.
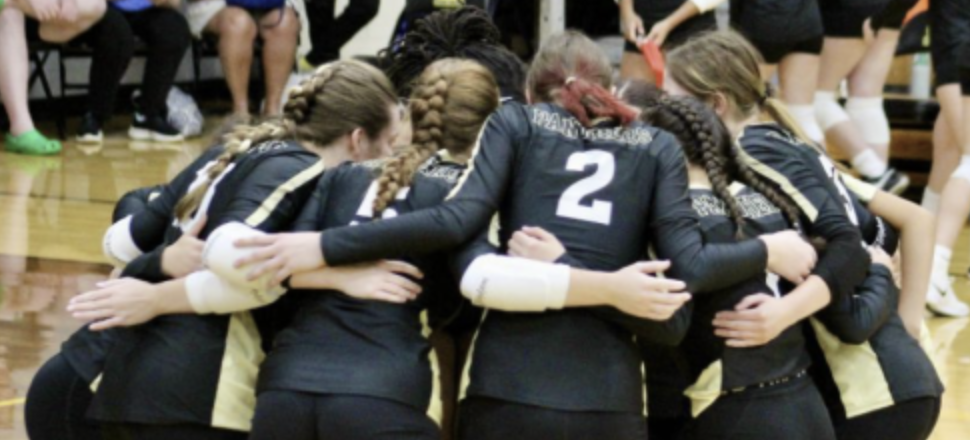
186, 0, 300, 122
303, 0, 378, 67
1, 0, 105, 155
618, 0, 719, 82
74, 0, 191, 144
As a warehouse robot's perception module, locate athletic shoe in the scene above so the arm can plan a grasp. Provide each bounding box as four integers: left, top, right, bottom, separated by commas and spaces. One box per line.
926, 276, 970, 317
863, 168, 910, 195
76, 113, 103, 144
128, 112, 184, 143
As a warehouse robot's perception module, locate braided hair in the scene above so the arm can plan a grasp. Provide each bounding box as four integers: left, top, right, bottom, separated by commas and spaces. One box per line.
175, 60, 397, 220
381, 6, 526, 101
640, 95, 804, 238
372, 58, 499, 215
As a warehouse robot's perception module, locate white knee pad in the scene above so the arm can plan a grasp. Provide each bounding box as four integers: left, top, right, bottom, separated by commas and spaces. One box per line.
845, 97, 891, 145
814, 91, 850, 132
787, 104, 825, 145
951, 155, 970, 183
689, 0, 727, 13
102, 216, 143, 267
460, 255, 570, 312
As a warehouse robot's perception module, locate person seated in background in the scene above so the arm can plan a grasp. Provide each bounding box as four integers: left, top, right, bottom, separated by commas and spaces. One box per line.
74, 0, 191, 144
1, 0, 105, 155
303, 0, 378, 68
186, 0, 300, 123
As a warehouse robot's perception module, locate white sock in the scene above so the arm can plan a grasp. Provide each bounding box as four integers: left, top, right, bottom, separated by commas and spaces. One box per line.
851, 149, 889, 178
932, 245, 952, 287
921, 188, 940, 213
787, 104, 825, 145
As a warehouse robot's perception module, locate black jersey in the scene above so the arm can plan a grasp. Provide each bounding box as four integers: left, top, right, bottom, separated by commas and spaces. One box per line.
257, 158, 464, 426
89, 140, 325, 432
679, 184, 812, 417
736, 124, 869, 302
805, 179, 943, 421
61, 185, 165, 384
318, 102, 774, 413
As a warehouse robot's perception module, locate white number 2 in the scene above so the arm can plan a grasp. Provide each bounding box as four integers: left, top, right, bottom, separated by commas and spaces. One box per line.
556, 150, 615, 225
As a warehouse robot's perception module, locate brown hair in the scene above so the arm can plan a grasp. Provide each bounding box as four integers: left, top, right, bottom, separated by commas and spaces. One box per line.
665, 31, 812, 145
526, 30, 636, 127
372, 59, 499, 215
174, 60, 397, 220
640, 95, 803, 237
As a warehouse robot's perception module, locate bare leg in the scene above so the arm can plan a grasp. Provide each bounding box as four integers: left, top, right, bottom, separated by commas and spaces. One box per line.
259, 7, 298, 116
207, 6, 257, 116
929, 116, 960, 193
847, 29, 901, 161
0, 7, 35, 136
816, 38, 872, 159
779, 53, 823, 144
619, 51, 655, 83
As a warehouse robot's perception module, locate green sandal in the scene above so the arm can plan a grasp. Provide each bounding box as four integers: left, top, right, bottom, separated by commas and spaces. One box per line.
5, 129, 62, 156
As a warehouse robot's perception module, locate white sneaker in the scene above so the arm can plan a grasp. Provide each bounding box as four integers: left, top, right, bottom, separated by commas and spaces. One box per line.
927, 276, 970, 317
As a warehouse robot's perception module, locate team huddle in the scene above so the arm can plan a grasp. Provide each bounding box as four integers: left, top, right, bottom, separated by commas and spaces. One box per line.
23, 6, 946, 440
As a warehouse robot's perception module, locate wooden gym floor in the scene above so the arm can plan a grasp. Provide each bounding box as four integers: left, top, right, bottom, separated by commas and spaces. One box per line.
0, 121, 969, 440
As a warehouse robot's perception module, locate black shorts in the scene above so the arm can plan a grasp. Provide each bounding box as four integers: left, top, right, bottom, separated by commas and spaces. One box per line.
457, 396, 646, 440
834, 397, 942, 440
731, 0, 825, 64
930, 0, 970, 88
25, 354, 102, 440
622, 1, 717, 53
871, 0, 920, 30
681, 375, 836, 440
250, 391, 439, 440
820, 0, 891, 37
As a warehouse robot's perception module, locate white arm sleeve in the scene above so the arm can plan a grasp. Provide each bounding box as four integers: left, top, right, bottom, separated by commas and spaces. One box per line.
185, 270, 285, 314
102, 216, 144, 267
689, 0, 727, 13
460, 255, 570, 312
203, 222, 274, 290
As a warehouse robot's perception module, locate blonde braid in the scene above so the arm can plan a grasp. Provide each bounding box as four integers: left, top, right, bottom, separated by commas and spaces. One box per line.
372, 68, 449, 215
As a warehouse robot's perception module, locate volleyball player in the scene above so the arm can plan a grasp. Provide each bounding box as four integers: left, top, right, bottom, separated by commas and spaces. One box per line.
730, 0, 827, 146
25, 185, 163, 440
381, 6, 527, 102
232, 31, 832, 440
665, 30, 942, 440
814, 0, 914, 193
617, 0, 721, 81
66, 61, 402, 440
246, 58, 500, 440
924, 0, 970, 317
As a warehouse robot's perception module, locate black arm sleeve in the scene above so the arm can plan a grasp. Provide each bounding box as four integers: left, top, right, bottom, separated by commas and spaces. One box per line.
112, 186, 163, 222
120, 246, 169, 283
814, 264, 898, 344
125, 148, 221, 251
648, 137, 769, 294
320, 107, 522, 265
741, 142, 869, 302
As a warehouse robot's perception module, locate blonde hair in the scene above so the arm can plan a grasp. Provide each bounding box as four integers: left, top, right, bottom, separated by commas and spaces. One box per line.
174, 60, 396, 220
665, 31, 812, 145
372, 59, 499, 215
